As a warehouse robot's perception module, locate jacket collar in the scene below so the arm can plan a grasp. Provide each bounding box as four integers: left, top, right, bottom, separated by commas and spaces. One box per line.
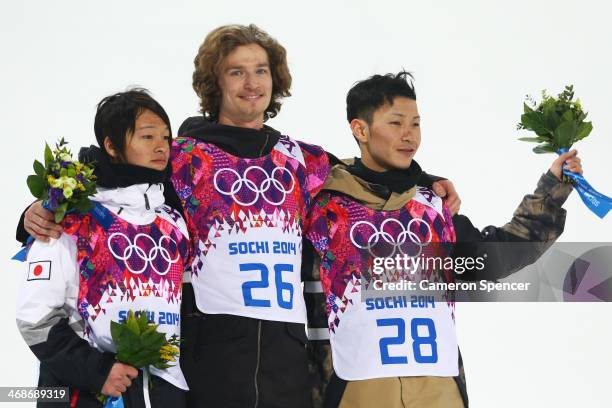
322, 160, 417, 211
91, 183, 165, 225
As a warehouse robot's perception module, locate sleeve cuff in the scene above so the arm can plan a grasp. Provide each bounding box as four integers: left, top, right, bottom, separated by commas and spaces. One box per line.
90, 352, 116, 393
536, 170, 574, 207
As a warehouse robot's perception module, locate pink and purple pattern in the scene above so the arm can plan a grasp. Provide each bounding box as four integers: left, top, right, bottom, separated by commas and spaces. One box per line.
305, 191, 456, 332
170, 136, 329, 276
62, 208, 189, 326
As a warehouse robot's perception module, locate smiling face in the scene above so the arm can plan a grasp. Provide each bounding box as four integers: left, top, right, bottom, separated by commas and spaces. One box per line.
217, 43, 273, 129
352, 97, 421, 171
105, 109, 170, 171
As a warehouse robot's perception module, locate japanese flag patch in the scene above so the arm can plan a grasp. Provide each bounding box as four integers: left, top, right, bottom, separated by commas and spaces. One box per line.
27, 261, 51, 281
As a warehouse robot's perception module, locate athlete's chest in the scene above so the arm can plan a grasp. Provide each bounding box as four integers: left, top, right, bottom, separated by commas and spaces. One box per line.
73, 211, 189, 300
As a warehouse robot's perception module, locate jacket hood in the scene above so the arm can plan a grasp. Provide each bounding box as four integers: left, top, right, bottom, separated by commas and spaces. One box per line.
177, 116, 282, 159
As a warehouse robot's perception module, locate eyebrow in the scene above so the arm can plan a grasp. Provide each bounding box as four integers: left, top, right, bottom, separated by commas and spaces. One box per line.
136, 125, 169, 131
390, 113, 420, 119
225, 63, 270, 70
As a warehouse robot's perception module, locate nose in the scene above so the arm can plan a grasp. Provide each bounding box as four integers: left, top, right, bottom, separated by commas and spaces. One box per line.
400, 128, 413, 141
244, 72, 258, 90
154, 137, 169, 154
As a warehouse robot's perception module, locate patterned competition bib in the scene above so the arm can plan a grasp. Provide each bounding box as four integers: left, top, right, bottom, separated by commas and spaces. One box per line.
307, 187, 459, 380
172, 135, 329, 323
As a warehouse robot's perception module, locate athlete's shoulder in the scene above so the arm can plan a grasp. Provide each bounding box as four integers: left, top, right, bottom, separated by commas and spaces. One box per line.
156, 205, 190, 239
294, 138, 326, 156
413, 185, 447, 219
172, 136, 199, 153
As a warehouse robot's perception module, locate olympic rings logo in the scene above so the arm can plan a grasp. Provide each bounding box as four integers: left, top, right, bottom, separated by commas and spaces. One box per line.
107, 232, 180, 276
213, 166, 296, 206
349, 218, 432, 258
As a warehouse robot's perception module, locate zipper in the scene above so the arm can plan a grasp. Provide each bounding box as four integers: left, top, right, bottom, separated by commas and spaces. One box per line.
254, 320, 262, 408
399, 377, 407, 408
258, 132, 270, 157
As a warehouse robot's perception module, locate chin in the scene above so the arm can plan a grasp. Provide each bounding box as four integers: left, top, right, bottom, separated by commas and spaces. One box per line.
149, 163, 168, 171
390, 159, 413, 170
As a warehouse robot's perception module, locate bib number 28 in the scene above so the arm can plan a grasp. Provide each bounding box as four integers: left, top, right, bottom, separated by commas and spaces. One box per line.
376, 318, 438, 364
240, 263, 294, 309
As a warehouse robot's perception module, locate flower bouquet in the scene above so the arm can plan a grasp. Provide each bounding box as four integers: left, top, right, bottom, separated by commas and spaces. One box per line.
26, 138, 97, 223
518, 85, 610, 218
100, 310, 180, 408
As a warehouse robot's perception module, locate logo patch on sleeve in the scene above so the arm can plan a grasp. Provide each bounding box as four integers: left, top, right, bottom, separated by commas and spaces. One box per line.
27, 261, 51, 281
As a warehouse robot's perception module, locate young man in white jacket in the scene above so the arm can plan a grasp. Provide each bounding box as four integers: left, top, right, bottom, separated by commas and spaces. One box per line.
16, 89, 190, 407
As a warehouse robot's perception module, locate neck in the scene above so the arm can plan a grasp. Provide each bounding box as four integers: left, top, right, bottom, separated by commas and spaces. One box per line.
359, 154, 389, 173
218, 113, 264, 130
347, 157, 422, 195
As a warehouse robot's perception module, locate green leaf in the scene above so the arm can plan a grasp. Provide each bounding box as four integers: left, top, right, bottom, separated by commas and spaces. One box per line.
137, 312, 150, 331
54, 202, 68, 223
126, 313, 141, 336
44, 143, 53, 167
543, 103, 560, 131
74, 199, 95, 213
27, 175, 45, 198
554, 120, 577, 148
33, 160, 46, 177
518, 137, 543, 143
562, 110, 575, 122
110, 321, 124, 342
520, 112, 550, 136
523, 102, 534, 114
532, 144, 557, 154
141, 332, 165, 349
576, 121, 593, 141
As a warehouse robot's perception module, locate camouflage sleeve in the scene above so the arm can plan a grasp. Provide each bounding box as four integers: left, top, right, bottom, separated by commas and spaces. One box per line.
501, 170, 572, 241
453, 171, 572, 281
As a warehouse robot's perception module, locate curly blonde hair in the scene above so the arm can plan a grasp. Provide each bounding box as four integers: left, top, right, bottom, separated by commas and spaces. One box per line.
192, 24, 292, 121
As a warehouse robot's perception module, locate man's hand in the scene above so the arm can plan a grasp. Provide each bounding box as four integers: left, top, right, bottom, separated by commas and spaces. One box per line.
551, 149, 582, 180
101, 363, 139, 397
24, 201, 63, 242
432, 180, 461, 215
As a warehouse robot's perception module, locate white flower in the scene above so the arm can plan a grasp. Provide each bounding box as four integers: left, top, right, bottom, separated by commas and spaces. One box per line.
54, 176, 77, 190
59, 153, 72, 162
63, 187, 74, 199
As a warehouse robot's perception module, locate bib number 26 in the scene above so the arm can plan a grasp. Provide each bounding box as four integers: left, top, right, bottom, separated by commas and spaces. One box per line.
240, 263, 294, 309
376, 318, 438, 364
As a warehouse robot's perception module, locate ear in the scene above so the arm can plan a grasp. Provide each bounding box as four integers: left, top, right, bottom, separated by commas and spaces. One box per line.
103, 137, 118, 159
350, 119, 369, 145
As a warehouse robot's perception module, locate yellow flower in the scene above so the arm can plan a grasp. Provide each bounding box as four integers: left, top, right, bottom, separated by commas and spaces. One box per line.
159, 343, 179, 362
77, 183, 85, 191
50, 177, 63, 188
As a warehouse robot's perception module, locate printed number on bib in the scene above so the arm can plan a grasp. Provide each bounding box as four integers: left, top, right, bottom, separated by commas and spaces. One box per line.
240, 263, 294, 309
376, 318, 438, 364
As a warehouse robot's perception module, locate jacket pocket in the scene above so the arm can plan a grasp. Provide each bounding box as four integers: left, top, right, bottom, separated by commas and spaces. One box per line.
197, 313, 250, 345
285, 322, 308, 347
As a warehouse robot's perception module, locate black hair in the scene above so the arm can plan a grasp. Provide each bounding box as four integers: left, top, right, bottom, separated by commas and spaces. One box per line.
346, 71, 416, 124
94, 88, 172, 161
